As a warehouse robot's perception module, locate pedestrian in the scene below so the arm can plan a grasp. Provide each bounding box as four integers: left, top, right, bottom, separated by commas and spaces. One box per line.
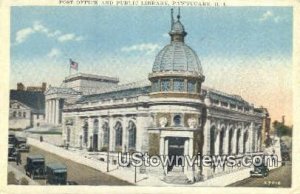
40, 135, 43, 142
16, 150, 21, 165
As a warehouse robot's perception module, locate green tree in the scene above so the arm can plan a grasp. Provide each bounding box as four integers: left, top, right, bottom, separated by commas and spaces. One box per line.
273, 120, 293, 137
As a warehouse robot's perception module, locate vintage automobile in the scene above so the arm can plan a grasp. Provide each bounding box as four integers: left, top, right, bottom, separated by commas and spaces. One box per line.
8, 133, 16, 145
8, 144, 17, 161
25, 155, 46, 179
46, 163, 67, 185
250, 164, 270, 177
15, 137, 30, 152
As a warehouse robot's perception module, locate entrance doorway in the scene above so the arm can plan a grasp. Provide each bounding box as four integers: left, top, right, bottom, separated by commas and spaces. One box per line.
167, 137, 186, 172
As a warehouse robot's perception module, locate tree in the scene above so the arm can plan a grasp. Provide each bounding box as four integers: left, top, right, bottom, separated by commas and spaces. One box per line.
273, 120, 292, 137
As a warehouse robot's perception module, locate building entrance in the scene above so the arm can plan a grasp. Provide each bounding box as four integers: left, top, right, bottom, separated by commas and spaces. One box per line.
167, 137, 186, 172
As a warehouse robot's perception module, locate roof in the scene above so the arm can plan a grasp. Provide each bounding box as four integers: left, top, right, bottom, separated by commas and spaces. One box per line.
78, 85, 151, 103
64, 73, 119, 83
10, 90, 45, 114
45, 87, 81, 95
27, 154, 44, 160
46, 163, 67, 172
152, 42, 203, 75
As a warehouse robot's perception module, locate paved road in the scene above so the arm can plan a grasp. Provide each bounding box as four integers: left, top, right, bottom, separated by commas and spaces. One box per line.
228, 162, 292, 187
8, 146, 132, 185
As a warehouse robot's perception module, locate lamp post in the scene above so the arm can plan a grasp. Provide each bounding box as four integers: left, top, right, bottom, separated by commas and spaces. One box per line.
107, 111, 110, 172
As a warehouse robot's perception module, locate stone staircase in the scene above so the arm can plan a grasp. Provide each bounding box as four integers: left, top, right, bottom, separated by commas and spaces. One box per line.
163, 166, 190, 184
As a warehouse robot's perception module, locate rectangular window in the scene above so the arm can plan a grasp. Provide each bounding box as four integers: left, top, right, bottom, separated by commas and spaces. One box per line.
161, 79, 171, 91
187, 80, 196, 93
173, 79, 185, 92
152, 80, 160, 92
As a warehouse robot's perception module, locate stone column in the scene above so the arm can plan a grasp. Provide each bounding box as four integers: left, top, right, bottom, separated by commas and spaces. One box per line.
49, 100, 53, 124
240, 129, 244, 154
55, 99, 59, 125
203, 118, 210, 155
215, 130, 220, 156
52, 99, 56, 124
159, 136, 165, 155
122, 117, 127, 152
109, 117, 114, 151
224, 127, 229, 155
45, 100, 48, 123
232, 128, 237, 154
184, 139, 189, 173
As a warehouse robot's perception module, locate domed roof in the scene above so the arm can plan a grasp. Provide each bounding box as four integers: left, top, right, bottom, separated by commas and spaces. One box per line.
152, 42, 203, 75
152, 9, 203, 76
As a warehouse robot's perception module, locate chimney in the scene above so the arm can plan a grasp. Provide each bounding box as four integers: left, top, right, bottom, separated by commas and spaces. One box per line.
17, 82, 25, 91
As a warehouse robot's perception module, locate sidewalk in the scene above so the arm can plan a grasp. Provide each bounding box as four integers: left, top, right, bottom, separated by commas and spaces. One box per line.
8, 164, 39, 185
27, 138, 169, 186
27, 137, 253, 186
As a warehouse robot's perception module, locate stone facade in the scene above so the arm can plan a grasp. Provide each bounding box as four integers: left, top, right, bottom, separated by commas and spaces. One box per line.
48, 10, 269, 183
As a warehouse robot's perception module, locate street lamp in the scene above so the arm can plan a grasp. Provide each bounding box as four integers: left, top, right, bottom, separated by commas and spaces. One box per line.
107, 111, 110, 172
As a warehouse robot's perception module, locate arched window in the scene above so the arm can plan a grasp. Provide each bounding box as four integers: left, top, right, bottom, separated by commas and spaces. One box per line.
243, 131, 248, 154
128, 121, 136, 149
210, 126, 216, 155
67, 127, 71, 142
236, 129, 241, 154
228, 128, 233, 155
83, 121, 88, 144
102, 122, 109, 146
219, 127, 225, 155
93, 119, 99, 134
115, 122, 123, 147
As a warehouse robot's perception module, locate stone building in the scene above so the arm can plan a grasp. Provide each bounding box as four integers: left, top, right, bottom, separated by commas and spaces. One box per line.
9, 90, 45, 129
46, 10, 269, 183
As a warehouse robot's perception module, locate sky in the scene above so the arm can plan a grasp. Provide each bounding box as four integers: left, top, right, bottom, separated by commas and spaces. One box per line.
10, 6, 293, 125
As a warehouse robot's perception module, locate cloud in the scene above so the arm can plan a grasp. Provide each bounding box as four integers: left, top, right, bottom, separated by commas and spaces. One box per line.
47, 48, 61, 58
121, 43, 161, 55
258, 10, 287, 23
14, 21, 84, 45
57, 33, 83, 42
15, 27, 35, 44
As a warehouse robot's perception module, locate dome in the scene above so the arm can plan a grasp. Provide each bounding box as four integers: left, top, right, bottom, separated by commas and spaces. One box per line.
152, 42, 203, 75
170, 21, 185, 34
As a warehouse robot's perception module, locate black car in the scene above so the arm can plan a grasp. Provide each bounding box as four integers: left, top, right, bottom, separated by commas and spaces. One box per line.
250, 164, 269, 177
25, 155, 46, 179
8, 144, 17, 161
15, 137, 30, 152
46, 163, 67, 185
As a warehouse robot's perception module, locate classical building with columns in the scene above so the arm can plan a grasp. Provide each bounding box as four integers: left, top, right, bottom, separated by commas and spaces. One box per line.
45, 10, 269, 183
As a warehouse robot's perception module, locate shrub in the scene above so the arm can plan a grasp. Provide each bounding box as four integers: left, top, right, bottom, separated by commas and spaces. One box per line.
8, 171, 17, 184
20, 177, 29, 185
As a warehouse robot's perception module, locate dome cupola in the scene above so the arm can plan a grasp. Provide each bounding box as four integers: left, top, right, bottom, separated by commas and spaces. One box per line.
149, 8, 205, 99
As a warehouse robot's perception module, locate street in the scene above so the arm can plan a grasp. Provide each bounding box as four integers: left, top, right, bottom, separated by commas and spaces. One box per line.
8, 145, 132, 185
228, 162, 292, 187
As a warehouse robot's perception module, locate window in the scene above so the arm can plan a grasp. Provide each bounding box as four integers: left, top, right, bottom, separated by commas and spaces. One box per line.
173, 79, 185, 92
102, 122, 109, 146
173, 115, 182, 126
18, 112, 21, 117
161, 79, 171, 91
37, 114, 39, 119
23, 112, 26, 118
187, 80, 196, 93
115, 122, 123, 147
152, 80, 160, 92
13, 111, 16, 117
93, 119, 99, 134
128, 121, 136, 149
83, 121, 88, 144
